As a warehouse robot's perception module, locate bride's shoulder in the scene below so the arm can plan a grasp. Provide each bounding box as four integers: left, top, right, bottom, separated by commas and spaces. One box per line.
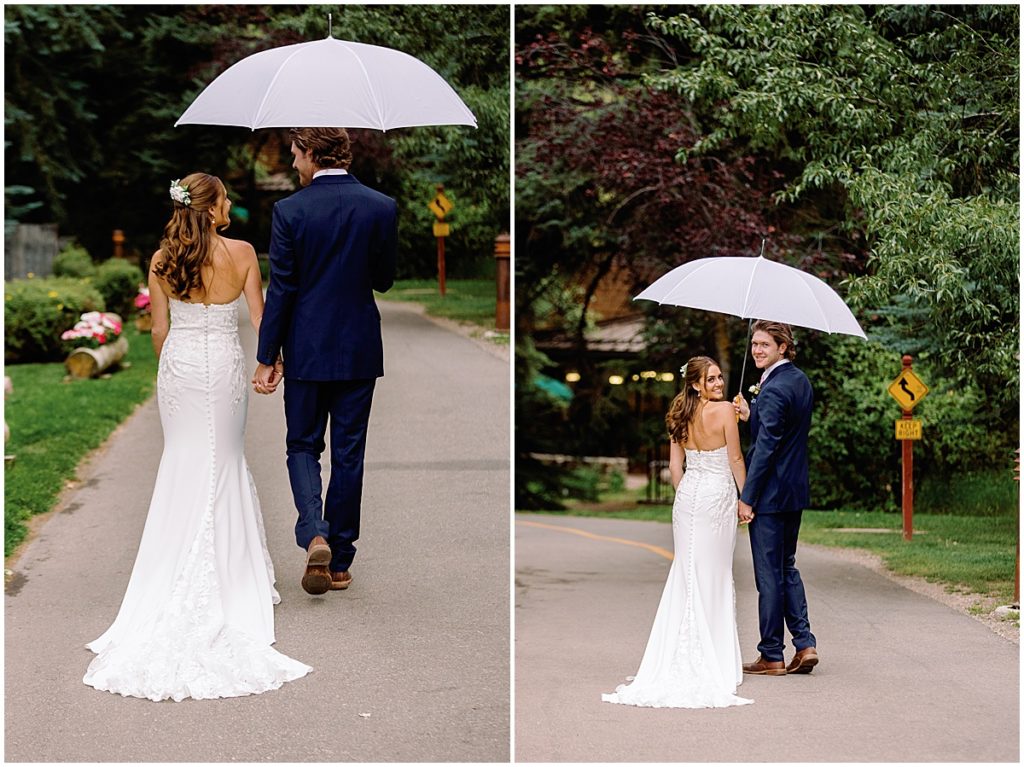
218, 236, 257, 256
707, 400, 734, 419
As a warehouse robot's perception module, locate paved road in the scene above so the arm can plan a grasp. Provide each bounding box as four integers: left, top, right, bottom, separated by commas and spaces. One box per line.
515, 514, 1019, 763
4, 301, 509, 762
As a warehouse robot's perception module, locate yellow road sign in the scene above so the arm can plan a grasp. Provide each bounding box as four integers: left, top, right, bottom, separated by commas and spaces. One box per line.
432, 221, 450, 238
895, 419, 922, 440
887, 369, 929, 411
428, 191, 454, 220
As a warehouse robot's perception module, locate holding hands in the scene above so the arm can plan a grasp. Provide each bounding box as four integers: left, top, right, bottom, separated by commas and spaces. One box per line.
737, 499, 755, 525
252, 357, 284, 395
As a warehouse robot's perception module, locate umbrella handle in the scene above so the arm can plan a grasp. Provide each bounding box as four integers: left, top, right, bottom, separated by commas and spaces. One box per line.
733, 318, 753, 422
736, 317, 753, 395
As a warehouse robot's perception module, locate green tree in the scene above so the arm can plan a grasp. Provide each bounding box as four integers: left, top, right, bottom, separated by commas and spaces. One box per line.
648, 5, 1019, 415
5, 5, 508, 278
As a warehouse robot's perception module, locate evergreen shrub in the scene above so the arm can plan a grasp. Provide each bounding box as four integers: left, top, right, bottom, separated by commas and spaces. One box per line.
93, 259, 143, 318
4, 277, 105, 363
51, 243, 96, 279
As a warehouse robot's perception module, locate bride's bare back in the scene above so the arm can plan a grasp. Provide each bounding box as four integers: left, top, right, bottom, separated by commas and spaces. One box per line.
671, 400, 746, 494
148, 235, 265, 357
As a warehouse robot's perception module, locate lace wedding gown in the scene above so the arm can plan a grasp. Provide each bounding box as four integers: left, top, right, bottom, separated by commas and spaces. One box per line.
603, 446, 752, 708
84, 298, 311, 701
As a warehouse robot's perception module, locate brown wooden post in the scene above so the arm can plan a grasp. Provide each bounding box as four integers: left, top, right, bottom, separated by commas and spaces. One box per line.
1015, 448, 1020, 605
901, 354, 914, 541
112, 229, 125, 259
494, 232, 510, 331
435, 184, 446, 297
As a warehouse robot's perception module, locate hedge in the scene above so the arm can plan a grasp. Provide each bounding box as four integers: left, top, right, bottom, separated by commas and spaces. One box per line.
93, 258, 143, 319
51, 243, 96, 279
4, 277, 106, 363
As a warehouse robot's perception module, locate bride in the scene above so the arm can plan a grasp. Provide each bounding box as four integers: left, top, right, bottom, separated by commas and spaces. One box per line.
603, 356, 752, 708
83, 172, 310, 701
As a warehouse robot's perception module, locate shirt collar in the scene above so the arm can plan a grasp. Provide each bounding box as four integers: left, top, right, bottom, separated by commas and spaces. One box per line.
313, 168, 349, 179
761, 358, 791, 382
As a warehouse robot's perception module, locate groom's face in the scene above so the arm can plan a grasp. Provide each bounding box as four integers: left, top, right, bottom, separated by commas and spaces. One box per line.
751, 330, 786, 370
291, 142, 316, 187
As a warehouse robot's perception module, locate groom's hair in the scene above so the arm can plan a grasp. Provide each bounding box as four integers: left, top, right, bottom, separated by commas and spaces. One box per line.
752, 320, 797, 360
289, 127, 353, 170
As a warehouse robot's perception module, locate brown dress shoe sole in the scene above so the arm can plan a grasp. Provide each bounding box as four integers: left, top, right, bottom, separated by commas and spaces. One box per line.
789, 656, 818, 674
330, 573, 352, 591
302, 565, 331, 595
743, 664, 787, 676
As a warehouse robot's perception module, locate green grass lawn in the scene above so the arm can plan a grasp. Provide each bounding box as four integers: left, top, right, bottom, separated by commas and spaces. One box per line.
4, 324, 159, 557
522, 492, 1019, 604
379, 278, 504, 336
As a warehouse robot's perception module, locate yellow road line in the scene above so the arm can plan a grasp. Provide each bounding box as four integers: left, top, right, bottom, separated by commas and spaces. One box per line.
517, 518, 674, 561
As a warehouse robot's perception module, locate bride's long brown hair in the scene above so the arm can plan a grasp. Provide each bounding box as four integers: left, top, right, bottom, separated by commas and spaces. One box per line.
153, 172, 223, 300
665, 356, 718, 444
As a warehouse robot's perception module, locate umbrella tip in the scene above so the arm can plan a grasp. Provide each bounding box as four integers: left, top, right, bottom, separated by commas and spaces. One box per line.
327, 12, 333, 38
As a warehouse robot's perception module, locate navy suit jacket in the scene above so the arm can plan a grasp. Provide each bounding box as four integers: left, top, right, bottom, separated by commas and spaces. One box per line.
739, 362, 813, 514
257, 174, 398, 380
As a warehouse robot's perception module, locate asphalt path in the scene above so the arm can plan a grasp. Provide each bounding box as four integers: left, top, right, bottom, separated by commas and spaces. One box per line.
4, 300, 509, 762
515, 513, 1019, 763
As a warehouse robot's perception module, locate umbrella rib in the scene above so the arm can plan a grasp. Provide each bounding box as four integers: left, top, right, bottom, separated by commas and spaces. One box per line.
739, 256, 763, 318
251, 47, 308, 128
339, 43, 388, 131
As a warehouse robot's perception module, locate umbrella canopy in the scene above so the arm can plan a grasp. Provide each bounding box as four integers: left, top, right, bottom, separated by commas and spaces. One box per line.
634, 254, 866, 339
175, 37, 477, 131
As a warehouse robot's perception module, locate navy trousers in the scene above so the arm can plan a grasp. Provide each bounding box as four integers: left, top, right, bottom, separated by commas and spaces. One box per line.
283, 378, 375, 573
747, 510, 816, 661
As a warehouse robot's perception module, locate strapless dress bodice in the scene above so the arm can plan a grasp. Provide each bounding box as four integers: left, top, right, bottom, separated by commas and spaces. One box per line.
683, 445, 731, 478
169, 297, 240, 334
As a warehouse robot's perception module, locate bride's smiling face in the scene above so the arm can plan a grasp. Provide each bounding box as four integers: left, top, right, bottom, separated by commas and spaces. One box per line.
694, 365, 725, 401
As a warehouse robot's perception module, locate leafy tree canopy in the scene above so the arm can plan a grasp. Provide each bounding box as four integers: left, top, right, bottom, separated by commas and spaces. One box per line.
648, 4, 1019, 403
5, 4, 508, 277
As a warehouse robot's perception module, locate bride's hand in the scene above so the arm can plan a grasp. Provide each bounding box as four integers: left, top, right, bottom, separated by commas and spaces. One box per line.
737, 500, 754, 525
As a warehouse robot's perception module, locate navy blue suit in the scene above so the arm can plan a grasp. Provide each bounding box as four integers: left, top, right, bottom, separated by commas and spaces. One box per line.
741, 362, 816, 661
257, 173, 398, 572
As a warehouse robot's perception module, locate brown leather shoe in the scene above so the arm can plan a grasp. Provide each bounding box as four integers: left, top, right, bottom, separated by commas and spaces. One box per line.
306, 536, 331, 566
743, 655, 787, 675
787, 646, 819, 674
302, 537, 332, 595
330, 570, 352, 590
301, 565, 331, 595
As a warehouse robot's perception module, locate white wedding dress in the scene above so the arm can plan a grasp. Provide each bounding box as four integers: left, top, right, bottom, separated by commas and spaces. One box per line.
84, 297, 311, 701
603, 446, 752, 708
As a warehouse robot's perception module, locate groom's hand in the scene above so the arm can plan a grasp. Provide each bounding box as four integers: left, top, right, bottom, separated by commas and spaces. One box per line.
252, 362, 280, 395
733, 394, 750, 422
738, 500, 755, 525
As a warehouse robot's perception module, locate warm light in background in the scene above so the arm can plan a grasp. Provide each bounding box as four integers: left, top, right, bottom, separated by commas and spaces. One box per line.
608, 375, 625, 385
659, 372, 675, 382
565, 372, 581, 383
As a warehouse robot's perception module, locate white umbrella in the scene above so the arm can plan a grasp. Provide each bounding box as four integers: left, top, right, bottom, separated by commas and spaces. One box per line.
635, 247, 866, 392
175, 36, 477, 131
635, 253, 866, 338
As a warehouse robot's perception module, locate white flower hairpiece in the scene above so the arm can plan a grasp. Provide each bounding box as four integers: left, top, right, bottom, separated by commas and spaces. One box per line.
169, 179, 191, 206
679, 362, 688, 377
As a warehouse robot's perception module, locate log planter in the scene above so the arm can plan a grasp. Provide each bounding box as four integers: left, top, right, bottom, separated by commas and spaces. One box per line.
65, 335, 129, 379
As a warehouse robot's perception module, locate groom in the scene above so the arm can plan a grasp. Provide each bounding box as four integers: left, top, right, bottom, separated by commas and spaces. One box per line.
734, 320, 819, 675
254, 127, 398, 595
